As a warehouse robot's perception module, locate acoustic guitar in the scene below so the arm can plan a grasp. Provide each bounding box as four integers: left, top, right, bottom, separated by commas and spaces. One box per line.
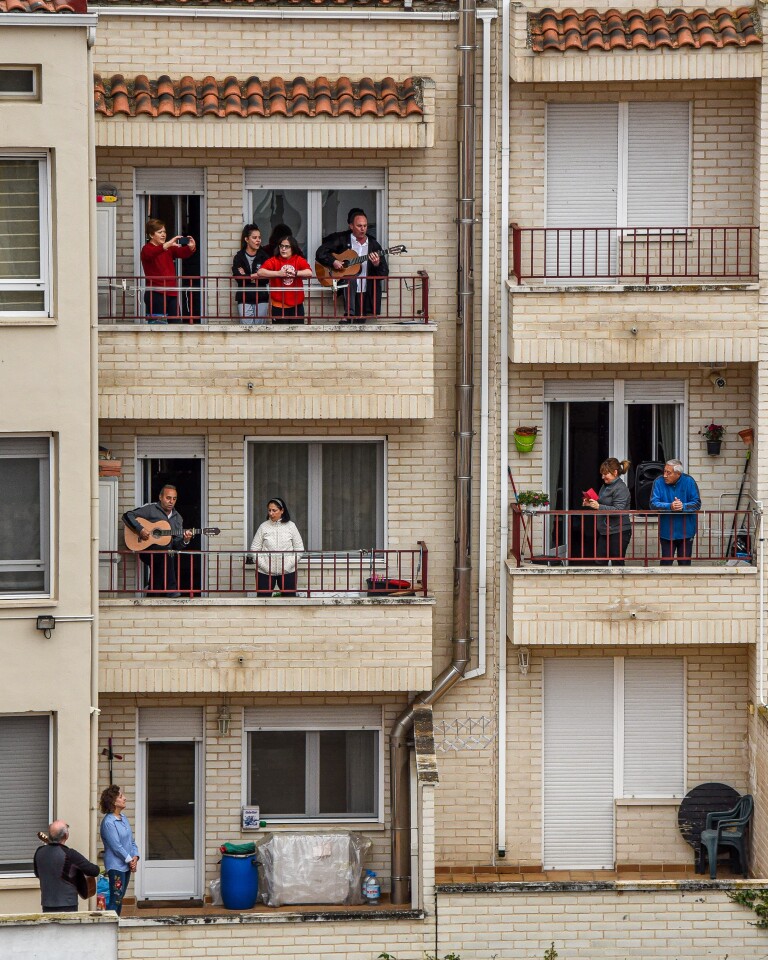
314, 244, 407, 287
123, 518, 221, 552
37, 831, 97, 899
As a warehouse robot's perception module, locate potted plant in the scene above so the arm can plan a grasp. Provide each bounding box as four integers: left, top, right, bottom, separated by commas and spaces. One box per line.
513, 426, 538, 453
702, 421, 725, 456
516, 490, 550, 513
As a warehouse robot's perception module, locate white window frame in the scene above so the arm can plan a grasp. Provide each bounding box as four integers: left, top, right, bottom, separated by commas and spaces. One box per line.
133, 168, 207, 278
0, 67, 38, 100
243, 169, 387, 269
243, 436, 387, 552
0, 153, 51, 316
0, 713, 53, 877
544, 102, 692, 231
542, 379, 688, 504
0, 434, 53, 599
241, 707, 384, 824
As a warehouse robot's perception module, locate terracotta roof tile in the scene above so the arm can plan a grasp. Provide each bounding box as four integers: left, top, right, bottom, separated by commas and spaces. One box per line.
530, 6, 762, 52
91, 0, 449, 6
0, 0, 84, 11
95, 74, 424, 119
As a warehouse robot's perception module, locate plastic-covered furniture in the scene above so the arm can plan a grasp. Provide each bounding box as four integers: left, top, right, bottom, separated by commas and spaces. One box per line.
699, 793, 753, 879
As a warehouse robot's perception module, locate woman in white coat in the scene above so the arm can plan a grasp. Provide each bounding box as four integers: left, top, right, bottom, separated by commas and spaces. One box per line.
248, 497, 304, 595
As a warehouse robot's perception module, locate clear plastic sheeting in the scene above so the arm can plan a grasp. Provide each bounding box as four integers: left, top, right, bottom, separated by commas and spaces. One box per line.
257, 832, 371, 906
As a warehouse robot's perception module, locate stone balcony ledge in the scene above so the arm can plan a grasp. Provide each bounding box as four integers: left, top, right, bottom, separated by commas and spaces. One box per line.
507, 561, 756, 576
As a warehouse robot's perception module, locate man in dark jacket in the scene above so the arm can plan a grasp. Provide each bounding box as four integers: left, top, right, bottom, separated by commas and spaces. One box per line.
122, 484, 192, 595
33, 821, 100, 913
315, 208, 388, 322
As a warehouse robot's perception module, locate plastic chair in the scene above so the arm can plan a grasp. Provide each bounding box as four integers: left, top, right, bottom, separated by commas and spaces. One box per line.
699, 794, 753, 879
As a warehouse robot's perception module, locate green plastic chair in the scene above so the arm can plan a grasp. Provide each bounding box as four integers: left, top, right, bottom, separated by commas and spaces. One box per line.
700, 794, 753, 879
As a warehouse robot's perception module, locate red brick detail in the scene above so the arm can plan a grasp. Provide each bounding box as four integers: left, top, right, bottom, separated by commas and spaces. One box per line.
94, 74, 424, 119
529, 6, 762, 53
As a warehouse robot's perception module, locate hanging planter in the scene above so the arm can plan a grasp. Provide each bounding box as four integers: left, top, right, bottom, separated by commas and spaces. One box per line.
514, 426, 538, 454
702, 421, 725, 456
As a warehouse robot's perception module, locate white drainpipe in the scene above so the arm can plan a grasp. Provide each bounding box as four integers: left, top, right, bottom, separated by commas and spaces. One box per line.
496, 0, 511, 861
464, 7, 496, 682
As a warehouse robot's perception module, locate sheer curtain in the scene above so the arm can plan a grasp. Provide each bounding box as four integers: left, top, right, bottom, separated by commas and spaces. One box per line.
249, 443, 309, 544
322, 443, 378, 551
656, 405, 677, 463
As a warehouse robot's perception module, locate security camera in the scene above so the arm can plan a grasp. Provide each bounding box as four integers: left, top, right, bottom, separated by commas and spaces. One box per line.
630, 326, 638, 336
710, 374, 727, 390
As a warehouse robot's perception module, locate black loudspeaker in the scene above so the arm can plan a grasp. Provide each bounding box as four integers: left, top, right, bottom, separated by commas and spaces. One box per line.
634, 461, 664, 510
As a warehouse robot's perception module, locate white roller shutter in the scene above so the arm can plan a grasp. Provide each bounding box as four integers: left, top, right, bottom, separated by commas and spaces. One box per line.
624, 380, 685, 404
244, 705, 381, 730
135, 168, 205, 196
543, 659, 615, 869
138, 707, 204, 740
623, 658, 685, 798
627, 103, 690, 227
543, 380, 614, 402
0, 715, 50, 868
136, 436, 206, 459
244, 169, 385, 191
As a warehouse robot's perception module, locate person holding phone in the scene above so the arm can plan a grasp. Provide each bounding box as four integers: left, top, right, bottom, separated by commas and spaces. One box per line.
583, 458, 632, 565
140, 218, 196, 323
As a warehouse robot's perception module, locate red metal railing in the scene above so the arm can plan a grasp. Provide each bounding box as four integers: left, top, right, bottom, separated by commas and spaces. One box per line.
99, 545, 429, 597
510, 509, 756, 567
98, 274, 430, 324
510, 226, 758, 283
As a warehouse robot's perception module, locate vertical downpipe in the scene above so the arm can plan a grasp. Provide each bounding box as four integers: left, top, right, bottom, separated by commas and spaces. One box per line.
390, 0, 476, 906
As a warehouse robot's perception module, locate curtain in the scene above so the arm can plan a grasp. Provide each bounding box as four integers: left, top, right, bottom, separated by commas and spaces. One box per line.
321, 443, 378, 551
656, 405, 677, 463
250, 443, 309, 545
249, 189, 308, 255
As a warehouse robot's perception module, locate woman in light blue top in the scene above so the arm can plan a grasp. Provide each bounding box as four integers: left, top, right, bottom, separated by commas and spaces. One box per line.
99, 785, 139, 915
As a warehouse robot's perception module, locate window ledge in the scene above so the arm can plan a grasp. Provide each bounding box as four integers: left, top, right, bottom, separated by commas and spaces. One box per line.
243, 821, 386, 831
615, 797, 681, 807
0, 316, 56, 326
0, 875, 37, 890
507, 281, 759, 295
0, 597, 57, 608
507, 561, 756, 576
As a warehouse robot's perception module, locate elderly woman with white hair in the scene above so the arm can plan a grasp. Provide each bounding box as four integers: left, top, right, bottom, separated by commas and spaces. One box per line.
650, 459, 701, 565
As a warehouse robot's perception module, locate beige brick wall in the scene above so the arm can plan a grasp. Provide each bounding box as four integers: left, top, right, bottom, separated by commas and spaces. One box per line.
98, 328, 435, 421
507, 363, 755, 507
99, 599, 434, 693
509, 80, 757, 233
504, 646, 749, 867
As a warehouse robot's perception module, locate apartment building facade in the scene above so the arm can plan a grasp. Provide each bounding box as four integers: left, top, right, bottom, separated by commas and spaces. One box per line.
3, 0, 768, 958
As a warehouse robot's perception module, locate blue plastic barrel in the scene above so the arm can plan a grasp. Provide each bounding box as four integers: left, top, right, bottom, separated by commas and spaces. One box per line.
220, 854, 259, 910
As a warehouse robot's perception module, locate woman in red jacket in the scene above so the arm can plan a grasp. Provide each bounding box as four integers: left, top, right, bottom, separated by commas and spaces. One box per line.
257, 235, 312, 323
140, 218, 196, 323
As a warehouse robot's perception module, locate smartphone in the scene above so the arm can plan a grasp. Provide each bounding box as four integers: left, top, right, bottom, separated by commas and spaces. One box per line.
177, 236, 190, 246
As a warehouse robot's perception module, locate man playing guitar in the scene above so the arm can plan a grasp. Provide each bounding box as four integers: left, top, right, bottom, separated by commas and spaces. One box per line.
315, 207, 389, 322
122, 484, 192, 596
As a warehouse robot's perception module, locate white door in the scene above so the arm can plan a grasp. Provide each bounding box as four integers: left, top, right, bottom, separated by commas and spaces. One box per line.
543, 658, 615, 869
98, 477, 119, 590
136, 708, 203, 901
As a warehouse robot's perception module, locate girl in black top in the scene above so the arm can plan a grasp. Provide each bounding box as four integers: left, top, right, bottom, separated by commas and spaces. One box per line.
232, 223, 269, 324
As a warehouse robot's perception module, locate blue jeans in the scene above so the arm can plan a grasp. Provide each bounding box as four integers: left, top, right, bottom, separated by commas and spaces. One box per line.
107, 868, 130, 915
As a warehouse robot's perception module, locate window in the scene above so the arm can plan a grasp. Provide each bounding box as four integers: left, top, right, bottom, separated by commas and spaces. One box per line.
0, 67, 37, 99
244, 706, 381, 821
247, 439, 385, 551
546, 102, 690, 277
0, 155, 50, 313
0, 715, 51, 873
545, 380, 684, 509
0, 437, 51, 595
244, 170, 385, 261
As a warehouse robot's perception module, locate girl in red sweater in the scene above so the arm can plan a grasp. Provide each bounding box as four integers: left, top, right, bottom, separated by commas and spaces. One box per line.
140, 218, 196, 323
257, 235, 312, 323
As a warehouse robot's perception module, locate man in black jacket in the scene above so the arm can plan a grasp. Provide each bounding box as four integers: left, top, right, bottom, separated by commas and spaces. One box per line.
315, 208, 388, 322
34, 821, 100, 913
122, 484, 192, 596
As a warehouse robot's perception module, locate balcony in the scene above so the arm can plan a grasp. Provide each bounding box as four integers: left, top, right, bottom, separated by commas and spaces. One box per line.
511, 508, 757, 568
97, 275, 435, 421
507, 509, 758, 649
507, 227, 759, 365
98, 546, 434, 694
511, 226, 758, 285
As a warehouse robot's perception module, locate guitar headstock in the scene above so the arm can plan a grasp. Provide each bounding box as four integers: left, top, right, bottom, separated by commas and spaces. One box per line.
388, 245, 408, 256
202, 527, 221, 536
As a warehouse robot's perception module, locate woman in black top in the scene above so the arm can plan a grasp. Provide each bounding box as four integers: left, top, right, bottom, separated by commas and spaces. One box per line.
232, 223, 269, 324
583, 457, 632, 565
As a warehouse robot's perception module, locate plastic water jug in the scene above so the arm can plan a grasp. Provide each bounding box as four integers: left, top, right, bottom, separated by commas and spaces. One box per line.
362, 869, 380, 902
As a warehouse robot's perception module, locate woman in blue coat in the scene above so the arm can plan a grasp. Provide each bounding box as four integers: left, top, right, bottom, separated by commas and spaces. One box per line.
100, 785, 139, 915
